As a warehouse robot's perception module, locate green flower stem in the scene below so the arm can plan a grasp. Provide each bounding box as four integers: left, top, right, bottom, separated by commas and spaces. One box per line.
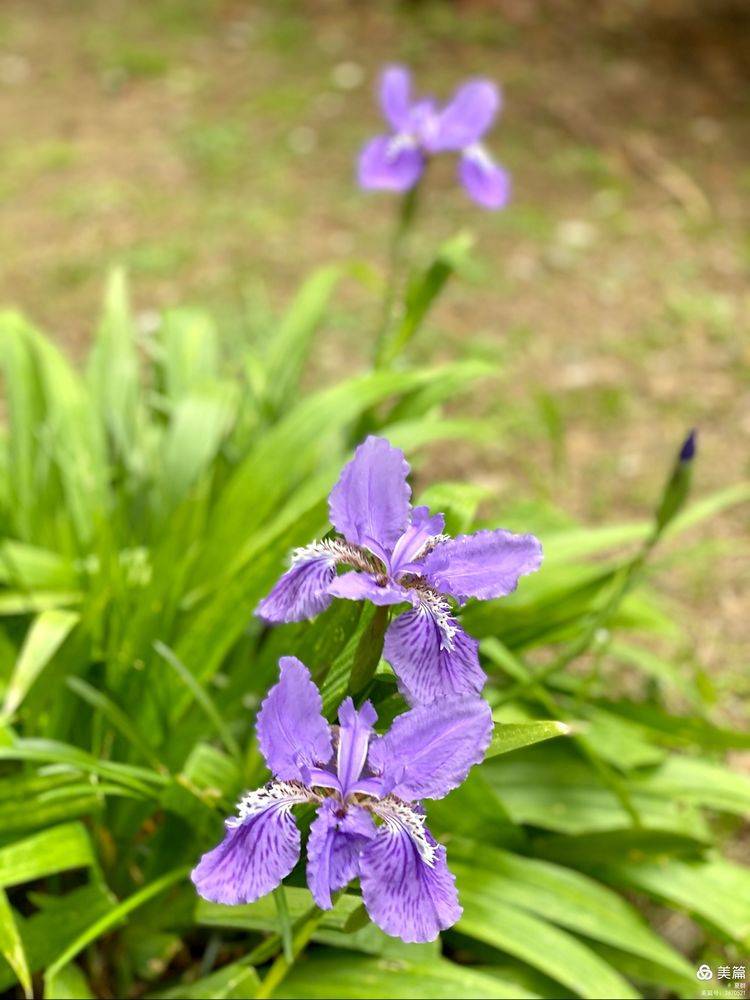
273, 886, 294, 964
254, 895, 340, 999
373, 181, 422, 368
498, 435, 694, 705
348, 604, 390, 695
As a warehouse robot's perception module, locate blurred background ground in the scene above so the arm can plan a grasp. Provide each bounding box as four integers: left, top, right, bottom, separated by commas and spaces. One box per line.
0, 0, 747, 706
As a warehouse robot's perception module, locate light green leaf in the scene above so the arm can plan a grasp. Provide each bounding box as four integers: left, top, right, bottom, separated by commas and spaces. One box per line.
457, 892, 638, 999
594, 856, 750, 945
147, 960, 259, 999
449, 840, 693, 982
159, 308, 219, 402
44, 867, 188, 985
264, 264, 342, 410
196, 889, 364, 934
485, 721, 570, 759
43, 962, 94, 999
0, 888, 31, 998
2, 609, 79, 718
280, 952, 530, 999
160, 384, 237, 510
86, 266, 142, 468
0, 823, 93, 889
0, 542, 75, 591
0, 884, 114, 992
485, 744, 710, 840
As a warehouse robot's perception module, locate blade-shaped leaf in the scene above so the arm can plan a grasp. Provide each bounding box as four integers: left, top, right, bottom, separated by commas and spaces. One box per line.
2, 609, 79, 718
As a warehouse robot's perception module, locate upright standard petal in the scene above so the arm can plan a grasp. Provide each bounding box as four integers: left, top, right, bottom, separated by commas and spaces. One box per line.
358, 135, 425, 192
459, 146, 510, 210
328, 437, 411, 552
384, 603, 485, 705
306, 799, 374, 909
255, 544, 337, 623
256, 657, 332, 781
327, 571, 410, 607
379, 65, 412, 131
336, 698, 377, 794
191, 782, 310, 906
423, 528, 542, 602
368, 697, 492, 801
389, 505, 445, 577
359, 804, 461, 943
429, 79, 500, 152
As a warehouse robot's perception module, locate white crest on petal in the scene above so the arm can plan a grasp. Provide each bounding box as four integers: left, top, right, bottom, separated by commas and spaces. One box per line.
413, 590, 458, 651
291, 539, 380, 575
387, 132, 419, 160
227, 780, 319, 829
369, 795, 437, 866
463, 142, 494, 170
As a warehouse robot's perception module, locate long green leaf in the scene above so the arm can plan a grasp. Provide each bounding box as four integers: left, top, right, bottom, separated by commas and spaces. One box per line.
0, 823, 93, 889
0, 888, 31, 998
264, 264, 342, 410
280, 952, 530, 999
449, 840, 693, 981
485, 720, 569, 759
86, 267, 142, 468
2, 609, 79, 718
44, 867, 189, 984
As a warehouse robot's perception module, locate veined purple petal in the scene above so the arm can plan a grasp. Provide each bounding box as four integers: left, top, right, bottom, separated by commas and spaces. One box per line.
306, 799, 374, 909
390, 505, 445, 577
327, 571, 411, 607
256, 657, 332, 781
358, 135, 425, 192
328, 437, 412, 552
359, 802, 461, 943
379, 65, 412, 131
368, 697, 492, 801
383, 604, 485, 705
336, 698, 377, 794
423, 528, 542, 602
255, 544, 337, 623
191, 781, 310, 905
429, 79, 500, 152
459, 146, 510, 210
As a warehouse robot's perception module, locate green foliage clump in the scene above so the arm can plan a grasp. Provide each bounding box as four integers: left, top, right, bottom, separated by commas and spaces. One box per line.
0, 263, 747, 1000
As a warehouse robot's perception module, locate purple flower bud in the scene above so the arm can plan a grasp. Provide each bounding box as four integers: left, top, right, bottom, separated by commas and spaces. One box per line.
679, 429, 697, 463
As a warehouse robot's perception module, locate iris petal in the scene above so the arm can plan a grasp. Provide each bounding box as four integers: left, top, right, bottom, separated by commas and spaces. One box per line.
384, 602, 485, 705
423, 527, 541, 601
458, 147, 511, 210
256, 657, 332, 781
368, 697, 492, 801
191, 781, 310, 906
255, 544, 337, 623
429, 80, 500, 153
359, 804, 461, 943
358, 135, 425, 192
306, 800, 374, 909
328, 436, 412, 551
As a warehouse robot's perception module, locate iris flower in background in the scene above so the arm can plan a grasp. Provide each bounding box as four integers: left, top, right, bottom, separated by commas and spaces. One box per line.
358, 64, 510, 209
256, 436, 542, 705
192, 657, 492, 942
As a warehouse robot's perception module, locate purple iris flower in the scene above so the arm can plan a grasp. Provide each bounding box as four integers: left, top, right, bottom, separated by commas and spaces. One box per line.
192, 657, 492, 942
358, 65, 510, 210
256, 436, 542, 706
